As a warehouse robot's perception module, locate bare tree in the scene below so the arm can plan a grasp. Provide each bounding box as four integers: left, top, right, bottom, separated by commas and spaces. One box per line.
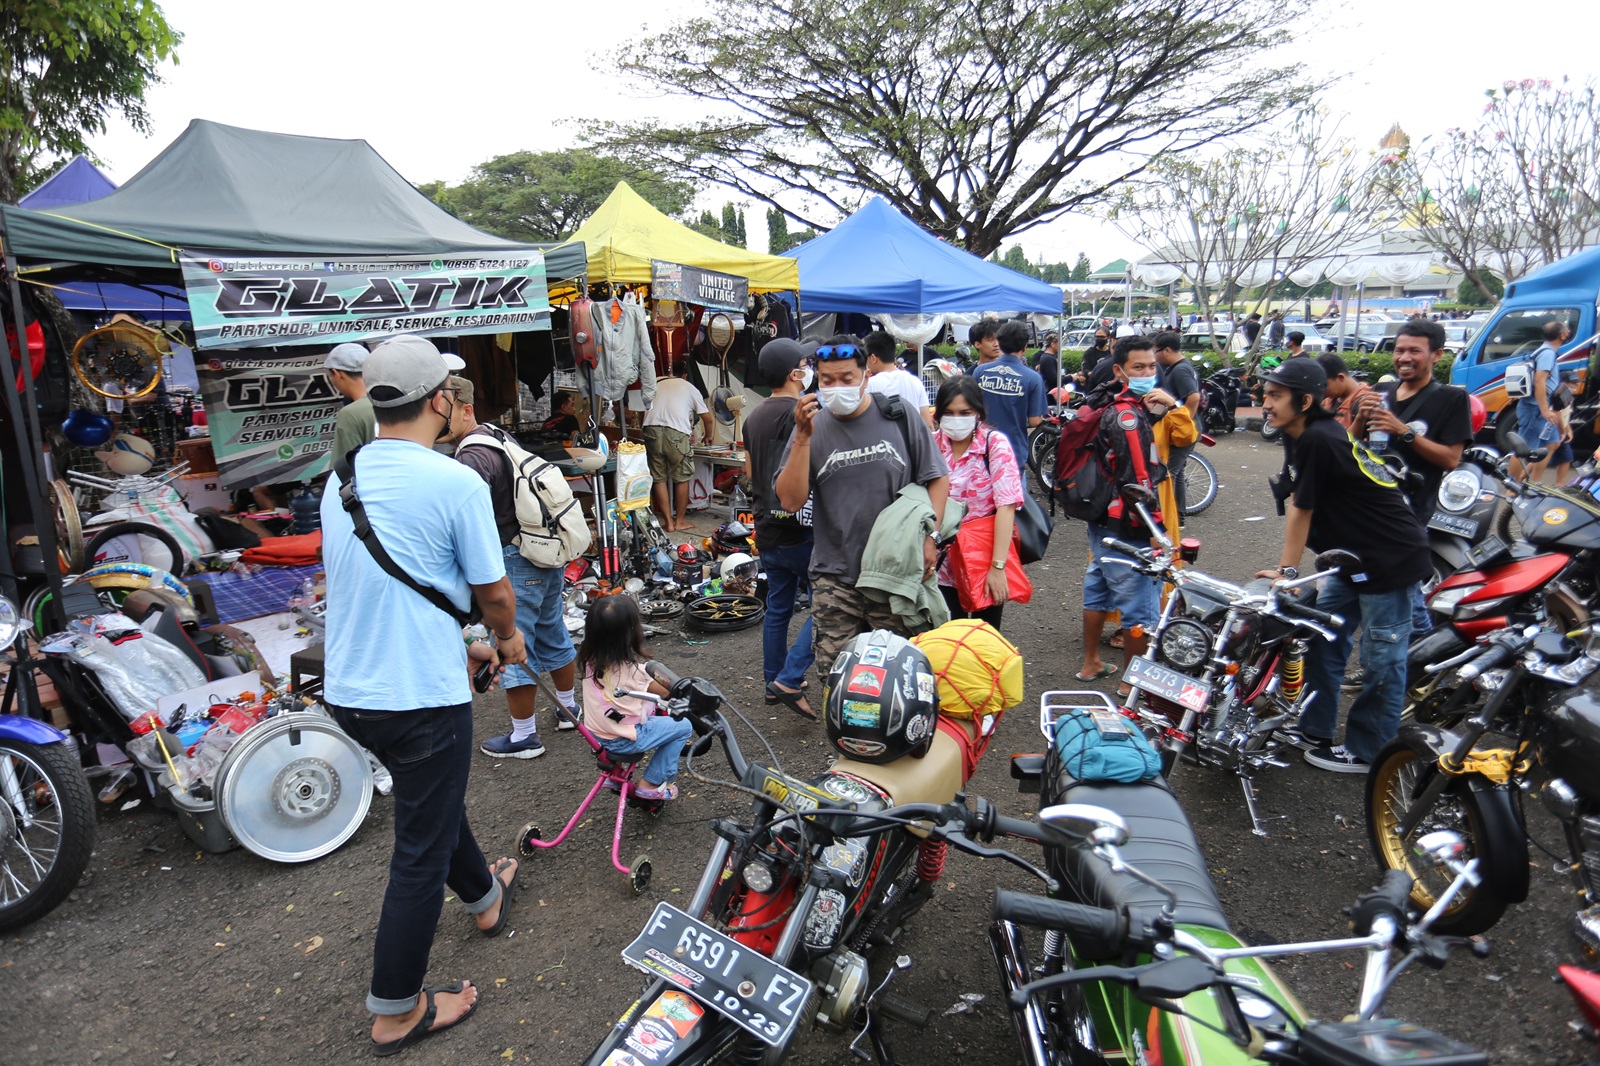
1108, 108, 1387, 360
587, 0, 1317, 257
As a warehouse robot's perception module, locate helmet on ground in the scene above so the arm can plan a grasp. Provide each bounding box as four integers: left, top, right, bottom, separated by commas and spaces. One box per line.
824, 630, 938, 764
720, 552, 757, 582
1468, 393, 1487, 435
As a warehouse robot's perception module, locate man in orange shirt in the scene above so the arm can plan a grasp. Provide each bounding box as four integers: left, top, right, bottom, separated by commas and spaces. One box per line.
1317, 353, 1370, 432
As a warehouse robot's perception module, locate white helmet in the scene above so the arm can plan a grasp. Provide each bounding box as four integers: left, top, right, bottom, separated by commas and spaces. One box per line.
720, 552, 757, 582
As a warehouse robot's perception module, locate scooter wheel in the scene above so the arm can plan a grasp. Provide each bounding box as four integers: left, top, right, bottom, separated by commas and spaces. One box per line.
630, 856, 653, 895
516, 822, 542, 858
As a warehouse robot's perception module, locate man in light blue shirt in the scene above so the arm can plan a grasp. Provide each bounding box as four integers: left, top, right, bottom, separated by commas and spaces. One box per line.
320, 335, 527, 1054
1514, 318, 1571, 483
973, 320, 1046, 495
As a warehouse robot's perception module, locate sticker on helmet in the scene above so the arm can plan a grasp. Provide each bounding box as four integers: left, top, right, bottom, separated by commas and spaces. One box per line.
846, 665, 886, 697
837, 737, 888, 758
859, 644, 887, 666
916, 671, 935, 703
841, 699, 880, 727
904, 713, 932, 743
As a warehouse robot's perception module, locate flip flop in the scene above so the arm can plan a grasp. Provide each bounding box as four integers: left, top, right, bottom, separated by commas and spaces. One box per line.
1105, 632, 1126, 650
766, 683, 818, 721
479, 859, 518, 938
763, 680, 809, 705
373, 981, 478, 1057
1074, 664, 1120, 682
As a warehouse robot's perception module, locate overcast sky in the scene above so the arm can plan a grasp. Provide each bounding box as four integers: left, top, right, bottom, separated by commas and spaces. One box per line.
87, 0, 1599, 270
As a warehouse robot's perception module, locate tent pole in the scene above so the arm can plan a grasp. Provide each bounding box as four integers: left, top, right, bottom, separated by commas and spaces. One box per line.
0, 215, 68, 631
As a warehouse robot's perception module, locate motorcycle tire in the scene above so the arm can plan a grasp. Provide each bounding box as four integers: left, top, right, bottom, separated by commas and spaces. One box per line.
83, 521, 185, 576
0, 739, 96, 933
1365, 738, 1512, 936
1259, 420, 1282, 443
684, 594, 765, 633
1029, 424, 1060, 500
1180, 452, 1218, 516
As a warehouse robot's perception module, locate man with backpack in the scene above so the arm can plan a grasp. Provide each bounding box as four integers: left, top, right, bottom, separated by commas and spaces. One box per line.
449, 377, 588, 757
1055, 339, 1175, 682
1508, 318, 1572, 484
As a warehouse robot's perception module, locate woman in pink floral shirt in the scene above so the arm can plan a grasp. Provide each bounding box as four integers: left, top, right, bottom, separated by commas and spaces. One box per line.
932, 376, 1025, 629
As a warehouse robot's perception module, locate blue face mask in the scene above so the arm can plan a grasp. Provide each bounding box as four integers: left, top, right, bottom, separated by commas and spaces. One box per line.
1126, 374, 1157, 396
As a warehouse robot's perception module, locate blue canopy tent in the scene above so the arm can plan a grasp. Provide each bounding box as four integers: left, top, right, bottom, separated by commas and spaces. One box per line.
18, 155, 116, 210
785, 197, 1063, 313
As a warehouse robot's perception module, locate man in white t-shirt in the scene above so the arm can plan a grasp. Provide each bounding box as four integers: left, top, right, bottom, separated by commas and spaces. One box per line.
642, 360, 712, 531
863, 331, 933, 426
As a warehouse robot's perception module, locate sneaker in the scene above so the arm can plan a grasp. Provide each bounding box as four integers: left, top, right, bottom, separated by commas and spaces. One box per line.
1304, 743, 1369, 774
554, 709, 578, 732
1340, 671, 1368, 694
1275, 727, 1328, 752
481, 732, 546, 759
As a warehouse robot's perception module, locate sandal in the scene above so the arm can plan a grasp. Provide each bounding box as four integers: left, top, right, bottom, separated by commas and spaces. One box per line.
633, 781, 679, 801
1073, 664, 1120, 682
1106, 632, 1125, 650
479, 858, 518, 938
765, 683, 818, 721
373, 981, 478, 1057
763, 680, 809, 705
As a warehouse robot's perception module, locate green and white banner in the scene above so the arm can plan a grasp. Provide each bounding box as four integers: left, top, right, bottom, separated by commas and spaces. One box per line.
197, 350, 342, 488
181, 250, 551, 350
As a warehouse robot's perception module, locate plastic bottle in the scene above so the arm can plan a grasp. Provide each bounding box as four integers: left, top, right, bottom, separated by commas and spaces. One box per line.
291, 482, 322, 534
1369, 393, 1390, 451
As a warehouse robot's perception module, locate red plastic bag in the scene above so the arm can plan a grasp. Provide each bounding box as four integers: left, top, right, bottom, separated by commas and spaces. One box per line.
951, 515, 1032, 612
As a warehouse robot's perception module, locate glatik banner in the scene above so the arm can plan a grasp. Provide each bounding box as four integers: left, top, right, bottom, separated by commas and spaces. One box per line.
197, 349, 343, 487
180, 250, 551, 349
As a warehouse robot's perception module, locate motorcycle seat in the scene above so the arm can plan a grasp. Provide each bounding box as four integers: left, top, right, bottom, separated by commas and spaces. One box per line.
1054, 780, 1231, 941
829, 716, 971, 809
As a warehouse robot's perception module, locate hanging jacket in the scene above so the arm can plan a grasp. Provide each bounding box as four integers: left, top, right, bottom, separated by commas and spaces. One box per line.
857, 484, 964, 633
590, 293, 656, 407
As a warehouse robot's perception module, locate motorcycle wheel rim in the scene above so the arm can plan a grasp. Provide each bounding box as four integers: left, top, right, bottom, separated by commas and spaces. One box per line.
0, 747, 67, 903
1371, 747, 1476, 916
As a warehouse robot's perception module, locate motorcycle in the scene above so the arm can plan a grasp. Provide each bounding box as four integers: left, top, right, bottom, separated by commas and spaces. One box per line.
1099, 486, 1350, 834
0, 594, 96, 932
1367, 617, 1600, 939
1199, 365, 1247, 435
996, 731, 1489, 1066
582, 657, 1016, 1065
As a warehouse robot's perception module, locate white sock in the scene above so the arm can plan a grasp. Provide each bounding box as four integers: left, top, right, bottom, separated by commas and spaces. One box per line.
509, 715, 539, 743
556, 687, 576, 710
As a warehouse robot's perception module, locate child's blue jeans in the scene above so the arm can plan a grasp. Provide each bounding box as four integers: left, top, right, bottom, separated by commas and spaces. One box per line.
600, 715, 695, 786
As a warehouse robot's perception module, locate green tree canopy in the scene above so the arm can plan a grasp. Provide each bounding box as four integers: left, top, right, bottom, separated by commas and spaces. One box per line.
593, 0, 1315, 257
437, 150, 695, 243
1071, 254, 1093, 281
0, 0, 183, 204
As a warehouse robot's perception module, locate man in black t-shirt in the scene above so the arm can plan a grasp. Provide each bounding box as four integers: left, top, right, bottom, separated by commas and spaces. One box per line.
1260, 359, 1430, 774
1153, 330, 1200, 514
746, 339, 817, 718
1033, 333, 1061, 394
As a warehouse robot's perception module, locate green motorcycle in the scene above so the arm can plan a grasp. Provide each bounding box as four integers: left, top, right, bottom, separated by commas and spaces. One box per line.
993, 690, 1489, 1065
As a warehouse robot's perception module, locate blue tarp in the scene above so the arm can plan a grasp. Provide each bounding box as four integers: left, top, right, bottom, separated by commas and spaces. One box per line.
786, 198, 1063, 314
17, 155, 116, 211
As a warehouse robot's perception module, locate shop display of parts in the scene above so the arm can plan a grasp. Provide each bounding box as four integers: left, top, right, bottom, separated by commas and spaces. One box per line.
214, 712, 373, 863
71, 323, 165, 400
683, 593, 765, 633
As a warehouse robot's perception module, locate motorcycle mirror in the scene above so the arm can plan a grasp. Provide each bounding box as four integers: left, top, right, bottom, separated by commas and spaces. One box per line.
1040, 803, 1129, 848
1314, 548, 1361, 574
1415, 830, 1467, 866
1503, 430, 1532, 458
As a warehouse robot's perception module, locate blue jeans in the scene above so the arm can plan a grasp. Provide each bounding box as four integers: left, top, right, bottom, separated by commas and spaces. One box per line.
328, 702, 497, 1015
1083, 521, 1159, 629
760, 538, 815, 690
600, 714, 695, 786
1301, 578, 1416, 762
500, 545, 576, 687
1412, 584, 1433, 634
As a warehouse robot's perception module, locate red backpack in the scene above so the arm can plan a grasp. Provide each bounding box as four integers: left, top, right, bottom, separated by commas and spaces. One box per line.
1053, 396, 1167, 530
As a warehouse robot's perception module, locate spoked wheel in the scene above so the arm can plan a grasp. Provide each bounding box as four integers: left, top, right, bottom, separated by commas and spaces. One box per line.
630, 855, 653, 895
0, 740, 96, 933
1365, 740, 1509, 935
1028, 424, 1060, 500
684, 594, 764, 632
517, 822, 542, 858
1180, 452, 1219, 516
83, 521, 185, 574
639, 596, 685, 620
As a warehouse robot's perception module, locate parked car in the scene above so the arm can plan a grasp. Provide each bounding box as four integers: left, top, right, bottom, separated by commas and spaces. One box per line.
1180, 327, 1246, 353
1283, 322, 1334, 353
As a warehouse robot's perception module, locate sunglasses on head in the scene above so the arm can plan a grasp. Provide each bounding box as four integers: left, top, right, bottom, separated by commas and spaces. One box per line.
813, 344, 860, 360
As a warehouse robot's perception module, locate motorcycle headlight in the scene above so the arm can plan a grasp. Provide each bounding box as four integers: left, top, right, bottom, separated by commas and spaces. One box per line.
0, 595, 23, 650
1437, 468, 1481, 513
1158, 619, 1212, 671
741, 860, 775, 894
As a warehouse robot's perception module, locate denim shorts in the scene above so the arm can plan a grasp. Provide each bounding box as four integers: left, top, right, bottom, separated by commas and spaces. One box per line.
500, 544, 575, 686
1082, 521, 1159, 629
1516, 402, 1560, 446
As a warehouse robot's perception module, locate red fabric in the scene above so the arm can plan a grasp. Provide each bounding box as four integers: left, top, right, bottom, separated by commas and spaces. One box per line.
241, 531, 322, 566
951, 515, 1032, 611
8, 320, 44, 393
936, 714, 992, 782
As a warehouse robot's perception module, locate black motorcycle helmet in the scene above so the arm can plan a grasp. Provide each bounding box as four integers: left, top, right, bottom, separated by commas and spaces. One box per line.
824, 630, 938, 764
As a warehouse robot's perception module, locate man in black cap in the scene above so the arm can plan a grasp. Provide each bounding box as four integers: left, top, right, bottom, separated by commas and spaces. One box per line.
746, 339, 817, 718
1258, 358, 1430, 774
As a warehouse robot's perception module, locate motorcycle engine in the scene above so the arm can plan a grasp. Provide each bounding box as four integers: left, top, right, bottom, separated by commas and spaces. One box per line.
1546, 580, 1591, 632
813, 948, 870, 1028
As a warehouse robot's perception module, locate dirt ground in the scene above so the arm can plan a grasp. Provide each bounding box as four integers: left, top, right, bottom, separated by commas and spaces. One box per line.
5, 432, 1592, 1065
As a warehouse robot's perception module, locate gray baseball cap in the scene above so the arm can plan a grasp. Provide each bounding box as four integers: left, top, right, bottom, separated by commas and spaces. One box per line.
366, 335, 451, 408
323, 343, 370, 372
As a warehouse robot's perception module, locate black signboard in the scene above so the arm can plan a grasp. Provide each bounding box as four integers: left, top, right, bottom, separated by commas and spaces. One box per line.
651, 259, 749, 313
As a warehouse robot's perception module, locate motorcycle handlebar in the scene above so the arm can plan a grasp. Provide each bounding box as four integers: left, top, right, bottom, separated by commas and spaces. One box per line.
644, 660, 679, 688
992, 890, 1139, 958
1101, 536, 1151, 560
1459, 641, 1518, 681
1278, 598, 1343, 631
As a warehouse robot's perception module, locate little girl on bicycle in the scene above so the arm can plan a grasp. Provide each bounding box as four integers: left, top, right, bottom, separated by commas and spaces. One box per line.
577, 595, 695, 801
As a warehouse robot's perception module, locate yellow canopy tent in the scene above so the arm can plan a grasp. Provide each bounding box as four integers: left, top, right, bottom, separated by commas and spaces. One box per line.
564, 181, 799, 295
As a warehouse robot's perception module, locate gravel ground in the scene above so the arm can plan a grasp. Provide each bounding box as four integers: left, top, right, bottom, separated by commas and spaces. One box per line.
4, 431, 1591, 1064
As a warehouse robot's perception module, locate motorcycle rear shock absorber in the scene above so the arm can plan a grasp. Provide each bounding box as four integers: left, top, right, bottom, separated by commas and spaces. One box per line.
1280, 639, 1308, 702
916, 838, 947, 883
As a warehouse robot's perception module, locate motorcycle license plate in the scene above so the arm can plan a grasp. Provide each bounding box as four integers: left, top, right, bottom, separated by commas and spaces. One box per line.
1124, 656, 1212, 712
622, 903, 810, 1048
1468, 534, 1507, 567
1428, 511, 1478, 537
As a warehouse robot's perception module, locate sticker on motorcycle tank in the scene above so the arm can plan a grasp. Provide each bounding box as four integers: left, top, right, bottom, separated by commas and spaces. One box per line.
846, 666, 886, 697
819, 775, 876, 804
1545, 508, 1569, 525
804, 888, 846, 948
625, 1017, 678, 1061
820, 839, 868, 885
916, 671, 935, 702
601, 1052, 647, 1066
645, 990, 704, 1037
842, 699, 880, 726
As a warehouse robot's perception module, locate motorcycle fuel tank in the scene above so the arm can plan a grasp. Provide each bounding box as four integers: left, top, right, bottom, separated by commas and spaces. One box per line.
1540, 689, 1600, 803
1520, 492, 1600, 551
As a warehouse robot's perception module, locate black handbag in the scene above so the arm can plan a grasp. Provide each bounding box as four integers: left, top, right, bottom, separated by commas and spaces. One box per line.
1015, 491, 1053, 564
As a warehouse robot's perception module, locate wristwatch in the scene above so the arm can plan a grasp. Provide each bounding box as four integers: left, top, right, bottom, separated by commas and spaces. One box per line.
1276, 565, 1299, 579
1399, 429, 1416, 444
991, 560, 1007, 570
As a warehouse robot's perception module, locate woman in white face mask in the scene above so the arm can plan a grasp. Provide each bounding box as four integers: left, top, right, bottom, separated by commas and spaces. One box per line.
932, 376, 1025, 629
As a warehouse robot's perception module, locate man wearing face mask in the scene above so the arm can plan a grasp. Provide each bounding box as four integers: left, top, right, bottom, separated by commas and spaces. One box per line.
746, 339, 819, 719
1076, 329, 1112, 383
776, 336, 950, 676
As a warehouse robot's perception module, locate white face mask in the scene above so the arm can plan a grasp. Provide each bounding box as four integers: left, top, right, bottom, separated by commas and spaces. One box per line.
819, 384, 862, 416
796, 366, 814, 391
941, 414, 977, 440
